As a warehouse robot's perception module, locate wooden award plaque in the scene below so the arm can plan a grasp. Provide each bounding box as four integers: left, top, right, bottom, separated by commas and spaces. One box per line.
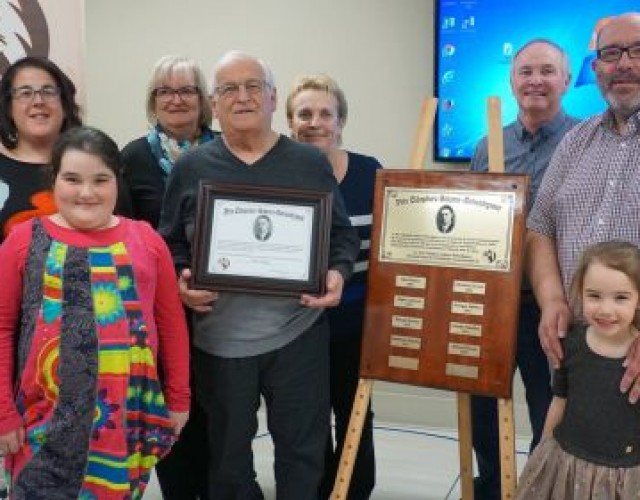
360, 169, 529, 399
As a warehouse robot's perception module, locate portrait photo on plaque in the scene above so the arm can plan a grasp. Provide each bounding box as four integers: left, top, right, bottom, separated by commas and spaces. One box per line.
436, 204, 456, 233
191, 182, 331, 296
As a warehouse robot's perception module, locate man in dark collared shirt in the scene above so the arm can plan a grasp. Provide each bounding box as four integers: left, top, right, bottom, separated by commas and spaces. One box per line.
469, 38, 579, 500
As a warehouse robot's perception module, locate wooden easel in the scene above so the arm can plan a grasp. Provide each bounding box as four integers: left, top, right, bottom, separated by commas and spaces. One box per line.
330, 97, 437, 500
330, 97, 517, 500
458, 97, 517, 500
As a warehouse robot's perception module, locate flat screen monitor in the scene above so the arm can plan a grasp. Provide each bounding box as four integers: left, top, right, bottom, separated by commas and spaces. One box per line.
434, 1, 635, 162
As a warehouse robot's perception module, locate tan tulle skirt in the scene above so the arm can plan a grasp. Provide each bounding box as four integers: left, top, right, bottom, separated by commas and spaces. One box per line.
516, 437, 640, 499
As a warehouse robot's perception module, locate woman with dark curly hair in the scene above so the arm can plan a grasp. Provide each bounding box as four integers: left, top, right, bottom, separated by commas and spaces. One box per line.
0, 56, 82, 240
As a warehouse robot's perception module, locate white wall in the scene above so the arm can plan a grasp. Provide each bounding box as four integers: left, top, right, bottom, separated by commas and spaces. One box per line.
84, 0, 529, 433
85, 0, 443, 168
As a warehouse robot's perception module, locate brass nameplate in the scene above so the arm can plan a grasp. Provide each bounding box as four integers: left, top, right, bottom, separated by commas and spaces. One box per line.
391, 315, 423, 330
379, 187, 515, 271
394, 295, 425, 309
389, 355, 420, 370
449, 322, 482, 337
390, 335, 422, 350
396, 275, 427, 289
446, 363, 479, 379
448, 342, 481, 358
451, 301, 485, 316
453, 280, 486, 295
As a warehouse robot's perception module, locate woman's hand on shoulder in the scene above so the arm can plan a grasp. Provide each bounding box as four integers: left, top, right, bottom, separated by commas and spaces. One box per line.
178, 269, 219, 312
0, 426, 25, 455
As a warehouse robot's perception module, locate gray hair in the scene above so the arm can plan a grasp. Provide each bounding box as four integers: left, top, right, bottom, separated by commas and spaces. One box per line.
145, 55, 212, 127
211, 50, 276, 94
511, 38, 571, 80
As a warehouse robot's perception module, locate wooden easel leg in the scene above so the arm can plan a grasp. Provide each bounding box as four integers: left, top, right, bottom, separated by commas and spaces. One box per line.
457, 393, 474, 500
330, 378, 374, 500
498, 398, 517, 499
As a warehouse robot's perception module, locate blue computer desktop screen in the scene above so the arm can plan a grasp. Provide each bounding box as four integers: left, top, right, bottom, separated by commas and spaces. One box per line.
434, 0, 635, 162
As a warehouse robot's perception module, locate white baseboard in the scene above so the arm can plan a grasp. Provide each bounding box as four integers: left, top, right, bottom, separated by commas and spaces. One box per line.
257, 375, 534, 438
371, 378, 533, 437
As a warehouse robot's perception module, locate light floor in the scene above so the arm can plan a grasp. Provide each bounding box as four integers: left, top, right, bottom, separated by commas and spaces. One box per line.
143, 420, 531, 499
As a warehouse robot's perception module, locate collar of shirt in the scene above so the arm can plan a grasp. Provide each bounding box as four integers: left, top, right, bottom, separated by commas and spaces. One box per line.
514, 109, 568, 142
601, 107, 640, 137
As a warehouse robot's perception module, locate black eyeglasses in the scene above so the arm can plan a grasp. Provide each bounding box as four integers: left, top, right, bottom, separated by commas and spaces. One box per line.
596, 43, 640, 63
153, 85, 200, 101
10, 85, 61, 102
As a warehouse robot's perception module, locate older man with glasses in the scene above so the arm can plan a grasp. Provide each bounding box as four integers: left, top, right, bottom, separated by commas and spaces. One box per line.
527, 11, 640, 423
158, 50, 359, 500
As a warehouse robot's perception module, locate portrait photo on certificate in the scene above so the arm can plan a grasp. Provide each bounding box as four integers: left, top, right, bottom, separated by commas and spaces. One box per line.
191, 182, 331, 296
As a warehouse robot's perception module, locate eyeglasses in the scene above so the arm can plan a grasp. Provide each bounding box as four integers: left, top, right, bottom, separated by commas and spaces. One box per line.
214, 79, 269, 99
153, 85, 200, 101
11, 85, 61, 102
596, 43, 640, 63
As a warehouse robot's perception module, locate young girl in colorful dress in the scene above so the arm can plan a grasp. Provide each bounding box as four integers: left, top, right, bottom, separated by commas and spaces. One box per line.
516, 240, 640, 499
0, 126, 190, 499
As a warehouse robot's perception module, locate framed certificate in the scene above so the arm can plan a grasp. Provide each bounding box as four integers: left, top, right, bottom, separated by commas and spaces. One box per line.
191, 182, 332, 296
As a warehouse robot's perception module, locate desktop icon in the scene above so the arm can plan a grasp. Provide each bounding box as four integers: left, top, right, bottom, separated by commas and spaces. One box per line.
441, 70, 455, 85
442, 17, 456, 29
461, 16, 475, 30
442, 43, 456, 57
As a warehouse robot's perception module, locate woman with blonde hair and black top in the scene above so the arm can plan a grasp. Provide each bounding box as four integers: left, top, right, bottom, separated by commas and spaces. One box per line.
287, 74, 381, 499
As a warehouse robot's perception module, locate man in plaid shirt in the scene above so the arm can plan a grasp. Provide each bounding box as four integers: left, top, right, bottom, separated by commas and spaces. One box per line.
527, 12, 640, 400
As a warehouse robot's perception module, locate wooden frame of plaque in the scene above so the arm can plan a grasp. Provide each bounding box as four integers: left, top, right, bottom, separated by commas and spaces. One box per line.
360, 170, 529, 398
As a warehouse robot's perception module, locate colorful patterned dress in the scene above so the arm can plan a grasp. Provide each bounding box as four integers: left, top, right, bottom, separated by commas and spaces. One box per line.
0, 217, 190, 500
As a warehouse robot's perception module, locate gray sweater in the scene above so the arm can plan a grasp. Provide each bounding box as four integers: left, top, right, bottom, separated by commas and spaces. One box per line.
159, 135, 359, 357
